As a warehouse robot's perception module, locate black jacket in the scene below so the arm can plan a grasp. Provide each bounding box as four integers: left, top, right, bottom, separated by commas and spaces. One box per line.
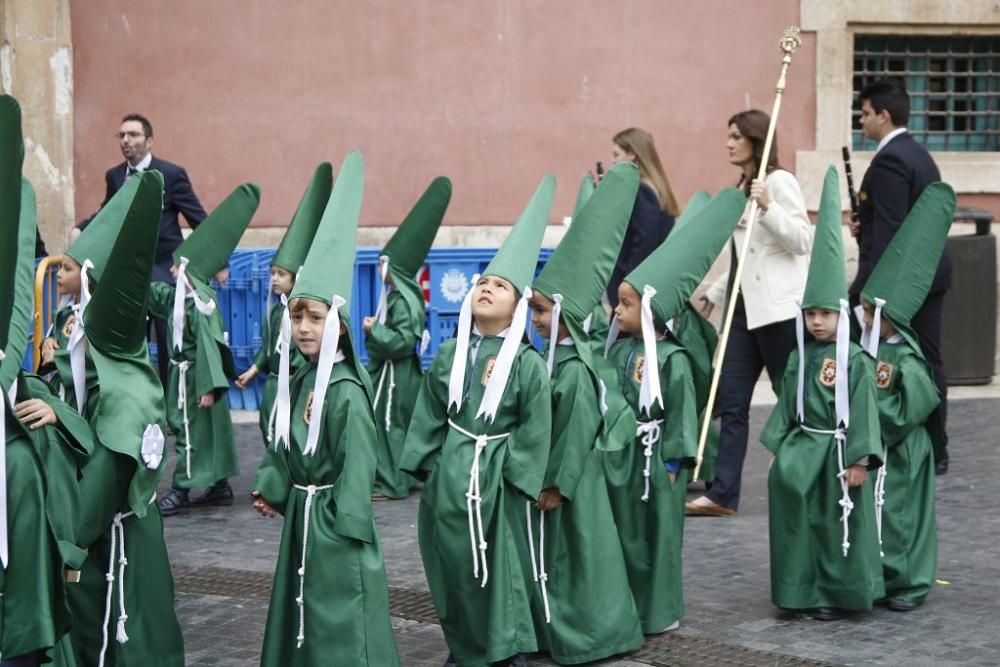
606, 182, 674, 306
851, 132, 950, 296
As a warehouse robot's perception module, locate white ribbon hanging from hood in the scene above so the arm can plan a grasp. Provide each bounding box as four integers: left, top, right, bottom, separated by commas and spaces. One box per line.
544, 294, 563, 378
67, 259, 95, 414
375, 255, 391, 325
637, 285, 663, 417
476, 286, 532, 423
860, 297, 886, 359
171, 257, 217, 353
603, 315, 621, 359
302, 295, 347, 456
447, 275, 479, 413
271, 294, 293, 450
0, 351, 11, 568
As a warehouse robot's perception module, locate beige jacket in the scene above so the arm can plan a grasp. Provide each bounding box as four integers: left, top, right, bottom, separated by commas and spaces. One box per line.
705, 169, 812, 330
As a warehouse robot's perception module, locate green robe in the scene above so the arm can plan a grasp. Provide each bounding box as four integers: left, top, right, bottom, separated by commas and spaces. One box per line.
149, 282, 239, 488
400, 337, 552, 667
531, 344, 642, 664
365, 288, 423, 498
253, 300, 305, 447
761, 340, 885, 611
672, 304, 719, 482
1, 372, 91, 661
584, 304, 611, 357
605, 336, 697, 633
875, 337, 939, 604
254, 360, 399, 667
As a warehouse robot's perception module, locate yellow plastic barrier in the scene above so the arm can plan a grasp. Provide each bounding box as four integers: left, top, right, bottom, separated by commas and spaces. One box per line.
33, 255, 63, 373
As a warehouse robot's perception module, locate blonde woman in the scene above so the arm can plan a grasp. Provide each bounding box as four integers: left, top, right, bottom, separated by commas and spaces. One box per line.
606, 127, 681, 306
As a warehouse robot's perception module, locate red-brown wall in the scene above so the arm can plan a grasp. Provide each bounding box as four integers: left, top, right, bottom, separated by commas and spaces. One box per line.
71, 0, 815, 229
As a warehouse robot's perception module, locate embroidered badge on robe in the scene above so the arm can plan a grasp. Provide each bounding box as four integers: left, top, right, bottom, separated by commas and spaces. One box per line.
633, 356, 645, 384
62, 314, 77, 338
876, 361, 894, 389
819, 358, 837, 387
303, 389, 314, 424
481, 357, 496, 386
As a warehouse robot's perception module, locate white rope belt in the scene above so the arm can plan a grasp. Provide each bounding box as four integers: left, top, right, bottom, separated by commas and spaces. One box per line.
525, 501, 551, 623
636, 419, 664, 503
291, 483, 335, 649
874, 445, 887, 558
97, 494, 156, 667
372, 361, 396, 432
170, 359, 194, 479
447, 419, 510, 587
799, 423, 853, 557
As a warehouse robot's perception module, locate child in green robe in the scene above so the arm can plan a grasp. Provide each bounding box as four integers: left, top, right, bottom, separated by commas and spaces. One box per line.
251, 152, 400, 667
401, 175, 554, 667
150, 184, 260, 516
859, 183, 955, 611
526, 162, 644, 664
237, 163, 331, 446
760, 167, 884, 620
364, 177, 450, 500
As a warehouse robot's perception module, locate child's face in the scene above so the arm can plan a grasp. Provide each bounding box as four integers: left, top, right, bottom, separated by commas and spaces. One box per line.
471, 275, 517, 328
290, 298, 330, 360
270, 267, 295, 296
614, 282, 642, 334
529, 291, 555, 340
56, 257, 82, 296
861, 300, 898, 340
804, 308, 839, 342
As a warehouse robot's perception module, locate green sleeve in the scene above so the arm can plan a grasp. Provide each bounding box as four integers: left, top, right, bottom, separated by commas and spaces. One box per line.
501, 349, 552, 500
545, 362, 601, 500
659, 351, 698, 463
23, 373, 93, 461
846, 351, 884, 468
364, 292, 423, 362
253, 339, 270, 373
331, 383, 376, 544
253, 304, 282, 373
194, 311, 232, 398
76, 444, 136, 548
760, 355, 798, 455
878, 353, 940, 448
399, 346, 451, 475
147, 282, 175, 318
253, 445, 291, 515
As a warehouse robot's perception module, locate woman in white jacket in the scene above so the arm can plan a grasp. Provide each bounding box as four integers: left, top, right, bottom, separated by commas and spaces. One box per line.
686, 109, 812, 517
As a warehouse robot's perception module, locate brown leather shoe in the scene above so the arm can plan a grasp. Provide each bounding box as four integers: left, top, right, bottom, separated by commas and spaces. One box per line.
685, 495, 736, 517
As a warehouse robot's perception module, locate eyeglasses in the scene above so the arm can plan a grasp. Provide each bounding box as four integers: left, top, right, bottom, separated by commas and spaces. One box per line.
116, 131, 146, 140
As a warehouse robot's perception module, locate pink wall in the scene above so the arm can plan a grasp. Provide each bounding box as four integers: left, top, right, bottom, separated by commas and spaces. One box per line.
71, 1, 815, 229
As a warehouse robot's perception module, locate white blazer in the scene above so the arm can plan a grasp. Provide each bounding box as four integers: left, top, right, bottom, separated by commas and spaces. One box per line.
706, 169, 812, 330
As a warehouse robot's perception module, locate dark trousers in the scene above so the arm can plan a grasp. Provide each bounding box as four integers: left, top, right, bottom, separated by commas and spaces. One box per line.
707, 296, 796, 511
910, 290, 949, 461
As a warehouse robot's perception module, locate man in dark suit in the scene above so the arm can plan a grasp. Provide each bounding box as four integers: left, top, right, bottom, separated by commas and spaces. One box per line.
73, 113, 210, 384
850, 78, 952, 474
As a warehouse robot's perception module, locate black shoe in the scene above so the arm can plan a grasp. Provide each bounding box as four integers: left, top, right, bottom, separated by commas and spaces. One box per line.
811, 607, 852, 621
190, 479, 234, 507
935, 458, 949, 475
492, 655, 528, 667
887, 597, 923, 612
442, 655, 457, 667
159, 488, 190, 516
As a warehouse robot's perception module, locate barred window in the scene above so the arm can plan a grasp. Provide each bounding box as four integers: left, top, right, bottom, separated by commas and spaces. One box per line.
852, 35, 1000, 151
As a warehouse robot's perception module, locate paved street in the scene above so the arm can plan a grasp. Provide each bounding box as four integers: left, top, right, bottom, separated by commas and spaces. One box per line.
161, 396, 1000, 667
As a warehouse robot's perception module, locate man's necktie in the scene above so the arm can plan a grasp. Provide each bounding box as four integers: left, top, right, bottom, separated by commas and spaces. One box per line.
126, 165, 138, 178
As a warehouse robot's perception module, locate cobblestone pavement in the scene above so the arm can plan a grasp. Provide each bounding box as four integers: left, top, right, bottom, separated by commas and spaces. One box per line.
161, 397, 1000, 666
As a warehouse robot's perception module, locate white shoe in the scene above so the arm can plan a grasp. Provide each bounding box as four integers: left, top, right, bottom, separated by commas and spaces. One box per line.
648, 620, 680, 635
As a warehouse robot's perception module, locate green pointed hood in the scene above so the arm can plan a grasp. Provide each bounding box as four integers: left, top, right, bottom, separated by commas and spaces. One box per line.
801, 166, 847, 311
862, 182, 956, 328
570, 172, 596, 220
291, 150, 364, 312
174, 183, 260, 282
66, 172, 153, 282
382, 176, 452, 277
86, 169, 168, 516
272, 162, 333, 274
0, 179, 35, 391
0, 94, 25, 386
534, 161, 638, 322
676, 190, 712, 229
484, 173, 555, 292
625, 188, 747, 323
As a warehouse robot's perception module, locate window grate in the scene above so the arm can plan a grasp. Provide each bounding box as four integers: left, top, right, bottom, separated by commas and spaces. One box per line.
852, 35, 1000, 151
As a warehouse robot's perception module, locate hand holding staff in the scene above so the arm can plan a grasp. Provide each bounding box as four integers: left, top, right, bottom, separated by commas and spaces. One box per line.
693, 26, 803, 481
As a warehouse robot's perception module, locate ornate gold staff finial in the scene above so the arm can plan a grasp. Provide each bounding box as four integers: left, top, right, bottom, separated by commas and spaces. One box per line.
693, 25, 804, 481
